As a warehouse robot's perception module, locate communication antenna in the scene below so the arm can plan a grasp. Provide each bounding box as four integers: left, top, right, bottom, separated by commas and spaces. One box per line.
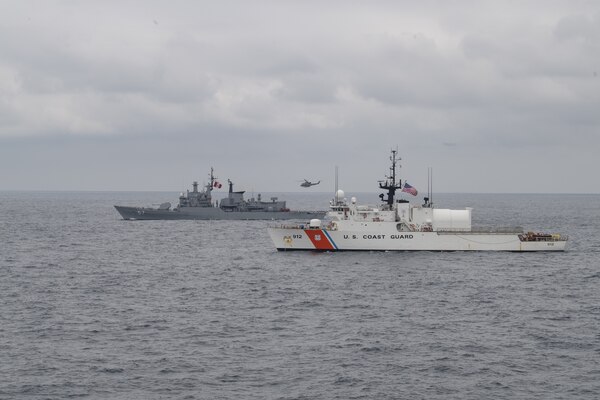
334, 165, 338, 197
427, 167, 430, 200
428, 167, 434, 208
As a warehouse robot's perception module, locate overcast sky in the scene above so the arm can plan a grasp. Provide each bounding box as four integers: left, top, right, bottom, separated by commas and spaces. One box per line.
1, 1, 599, 194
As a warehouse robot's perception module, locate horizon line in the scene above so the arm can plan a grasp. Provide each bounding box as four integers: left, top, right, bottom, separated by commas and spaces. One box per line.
1, 189, 599, 195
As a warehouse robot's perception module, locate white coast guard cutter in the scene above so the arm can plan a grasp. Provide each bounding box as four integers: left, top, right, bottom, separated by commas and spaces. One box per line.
268, 150, 568, 252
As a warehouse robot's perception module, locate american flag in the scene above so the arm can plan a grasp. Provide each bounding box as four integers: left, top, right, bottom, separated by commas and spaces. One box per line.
402, 182, 418, 196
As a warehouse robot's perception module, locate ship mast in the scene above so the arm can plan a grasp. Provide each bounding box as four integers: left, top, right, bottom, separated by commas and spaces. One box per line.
379, 149, 402, 206
207, 167, 216, 192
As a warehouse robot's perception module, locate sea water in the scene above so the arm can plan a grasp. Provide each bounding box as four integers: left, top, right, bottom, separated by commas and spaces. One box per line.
1, 191, 599, 399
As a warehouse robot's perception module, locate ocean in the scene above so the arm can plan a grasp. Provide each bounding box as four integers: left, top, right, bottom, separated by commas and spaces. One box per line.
1, 191, 599, 399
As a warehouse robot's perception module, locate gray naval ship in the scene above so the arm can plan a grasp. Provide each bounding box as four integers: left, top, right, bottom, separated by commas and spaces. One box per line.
114, 168, 326, 220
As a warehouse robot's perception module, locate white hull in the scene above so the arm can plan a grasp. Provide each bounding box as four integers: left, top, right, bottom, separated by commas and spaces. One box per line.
267, 150, 568, 252
268, 226, 567, 252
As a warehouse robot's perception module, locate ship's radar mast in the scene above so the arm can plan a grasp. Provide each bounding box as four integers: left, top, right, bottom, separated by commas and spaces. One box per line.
211, 168, 216, 186
378, 149, 403, 206
206, 167, 217, 192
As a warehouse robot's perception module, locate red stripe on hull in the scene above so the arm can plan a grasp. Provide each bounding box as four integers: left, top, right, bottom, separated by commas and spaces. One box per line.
304, 229, 335, 250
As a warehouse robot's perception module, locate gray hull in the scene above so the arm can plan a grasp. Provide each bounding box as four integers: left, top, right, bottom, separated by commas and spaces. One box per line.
114, 205, 326, 220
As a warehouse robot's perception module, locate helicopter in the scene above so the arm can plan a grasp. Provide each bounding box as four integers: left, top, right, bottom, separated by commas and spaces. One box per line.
300, 179, 320, 188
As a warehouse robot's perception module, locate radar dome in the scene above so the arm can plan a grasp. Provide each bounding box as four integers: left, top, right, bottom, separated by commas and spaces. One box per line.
336, 190, 345, 201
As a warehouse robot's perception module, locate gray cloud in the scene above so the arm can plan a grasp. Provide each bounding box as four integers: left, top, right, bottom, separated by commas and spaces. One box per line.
1, 1, 599, 193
